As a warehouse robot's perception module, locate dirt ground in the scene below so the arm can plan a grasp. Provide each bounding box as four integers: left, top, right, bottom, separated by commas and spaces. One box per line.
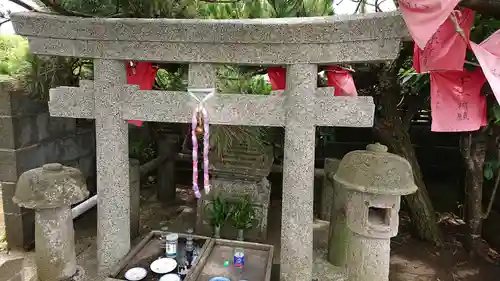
1, 184, 499, 281
389, 215, 500, 281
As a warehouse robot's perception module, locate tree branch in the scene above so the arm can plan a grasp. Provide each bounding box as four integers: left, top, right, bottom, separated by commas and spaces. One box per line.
8, 0, 40, 12
36, 0, 101, 17
0, 19, 11, 26
460, 0, 500, 18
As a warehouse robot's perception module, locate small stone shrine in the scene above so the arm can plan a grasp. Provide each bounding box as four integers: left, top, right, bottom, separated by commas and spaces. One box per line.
10, 11, 409, 281
196, 142, 274, 241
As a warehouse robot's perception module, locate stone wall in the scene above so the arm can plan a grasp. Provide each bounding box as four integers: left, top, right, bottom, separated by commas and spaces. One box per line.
0, 79, 96, 250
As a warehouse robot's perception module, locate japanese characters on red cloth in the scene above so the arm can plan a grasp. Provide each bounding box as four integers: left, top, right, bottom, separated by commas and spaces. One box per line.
470, 30, 500, 105
430, 68, 487, 132
398, 0, 461, 49
326, 66, 358, 96
126, 62, 158, 127
267, 67, 287, 90
413, 8, 475, 73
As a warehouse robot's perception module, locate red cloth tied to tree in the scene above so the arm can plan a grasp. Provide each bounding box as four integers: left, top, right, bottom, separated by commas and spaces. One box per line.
267, 67, 287, 90
430, 68, 487, 132
470, 30, 500, 106
398, 0, 461, 49
413, 8, 474, 73
326, 66, 358, 96
126, 62, 158, 127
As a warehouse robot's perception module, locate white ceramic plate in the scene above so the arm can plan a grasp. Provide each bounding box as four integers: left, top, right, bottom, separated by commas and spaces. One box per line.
124, 267, 147, 281
150, 258, 177, 274
159, 273, 181, 281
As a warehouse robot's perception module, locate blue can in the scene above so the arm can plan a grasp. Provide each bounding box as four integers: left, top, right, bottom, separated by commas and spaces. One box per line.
233, 248, 245, 267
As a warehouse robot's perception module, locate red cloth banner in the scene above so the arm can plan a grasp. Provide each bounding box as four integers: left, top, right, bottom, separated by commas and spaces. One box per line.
398, 0, 461, 49
430, 68, 487, 132
413, 8, 474, 73
470, 30, 500, 106
267, 67, 287, 90
326, 66, 358, 96
126, 62, 158, 127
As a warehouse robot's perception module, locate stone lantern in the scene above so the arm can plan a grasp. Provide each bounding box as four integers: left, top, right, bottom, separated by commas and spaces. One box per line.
333, 143, 417, 281
13, 163, 89, 281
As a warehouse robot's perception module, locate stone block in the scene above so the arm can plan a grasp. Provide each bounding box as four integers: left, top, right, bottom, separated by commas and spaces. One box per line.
0, 116, 15, 149
13, 115, 39, 148
48, 116, 76, 137
320, 158, 341, 221
1, 182, 21, 214
0, 256, 24, 281
16, 145, 45, 181
195, 178, 270, 242
36, 112, 50, 141
4, 210, 34, 250
2, 181, 36, 250
78, 155, 95, 179
0, 82, 46, 117
0, 149, 18, 183
59, 137, 82, 162
41, 141, 59, 163
75, 130, 95, 157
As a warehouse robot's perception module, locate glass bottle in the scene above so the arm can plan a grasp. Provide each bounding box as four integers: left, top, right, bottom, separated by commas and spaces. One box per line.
185, 228, 194, 268
166, 233, 179, 259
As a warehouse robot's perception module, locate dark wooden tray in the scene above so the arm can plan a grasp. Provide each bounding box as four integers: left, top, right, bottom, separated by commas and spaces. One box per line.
107, 231, 213, 281
185, 239, 274, 281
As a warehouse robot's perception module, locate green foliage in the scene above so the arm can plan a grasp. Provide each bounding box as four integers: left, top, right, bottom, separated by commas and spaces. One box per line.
58, 0, 201, 18
210, 66, 272, 158
205, 195, 231, 227
129, 139, 156, 162
229, 195, 258, 230
155, 68, 187, 91
484, 160, 500, 180
0, 35, 29, 77
23, 55, 83, 101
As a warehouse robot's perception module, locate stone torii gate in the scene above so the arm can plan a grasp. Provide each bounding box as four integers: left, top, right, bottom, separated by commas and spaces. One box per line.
11, 11, 408, 281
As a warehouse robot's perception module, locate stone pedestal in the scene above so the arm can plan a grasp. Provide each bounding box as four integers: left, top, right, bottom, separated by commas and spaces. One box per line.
13, 163, 88, 281
320, 158, 341, 221
35, 206, 77, 281
333, 143, 418, 281
326, 159, 349, 267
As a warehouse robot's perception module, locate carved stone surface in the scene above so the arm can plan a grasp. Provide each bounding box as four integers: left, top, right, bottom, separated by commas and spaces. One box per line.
196, 142, 273, 242
196, 178, 271, 242
10, 12, 409, 64
13, 163, 88, 209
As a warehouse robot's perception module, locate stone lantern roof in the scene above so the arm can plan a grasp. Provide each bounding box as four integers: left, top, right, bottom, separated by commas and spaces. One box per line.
13, 163, 89, 209
333, 143, 417, 196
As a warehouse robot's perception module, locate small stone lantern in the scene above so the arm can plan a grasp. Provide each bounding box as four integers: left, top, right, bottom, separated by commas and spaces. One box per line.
13, 163, 89, 281
333, 143, 417, 281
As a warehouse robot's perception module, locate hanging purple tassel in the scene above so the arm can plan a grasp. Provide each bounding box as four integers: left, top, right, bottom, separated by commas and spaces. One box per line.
191, 108, 201, 199
202, 107, 211, 194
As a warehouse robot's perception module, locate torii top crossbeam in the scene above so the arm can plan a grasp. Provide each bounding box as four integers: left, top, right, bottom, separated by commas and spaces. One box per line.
11, 11, 409, 64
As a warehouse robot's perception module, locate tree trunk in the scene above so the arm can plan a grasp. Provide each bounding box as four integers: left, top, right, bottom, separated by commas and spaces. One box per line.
460, 131, 486, 255
374, 119, 444, 246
